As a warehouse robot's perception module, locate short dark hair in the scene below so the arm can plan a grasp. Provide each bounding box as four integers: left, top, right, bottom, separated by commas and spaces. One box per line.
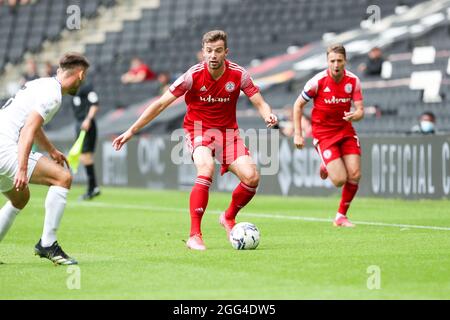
202, 30, 228, 49
421, 111, 436, 121
327, 44, 346, 59
59, 52, 90, 70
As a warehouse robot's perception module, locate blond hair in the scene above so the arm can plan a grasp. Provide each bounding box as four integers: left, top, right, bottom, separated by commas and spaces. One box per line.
327, 44, 346, 59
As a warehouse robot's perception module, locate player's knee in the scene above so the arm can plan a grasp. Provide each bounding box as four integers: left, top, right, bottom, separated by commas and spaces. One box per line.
348, 169, 361, 182
56, 170, 72, 189
242, 170, 259, 187
196, 162, 215, 178
332, 178, 347, 188
195, 156, 215, 174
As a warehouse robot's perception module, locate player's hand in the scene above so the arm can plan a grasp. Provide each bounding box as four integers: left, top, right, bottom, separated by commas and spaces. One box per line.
265, 113, 278, 128
112, 129, 133, 151
81, 119, 91, 131
343, 110, 363, 122
50, 149, 69, 168
13, 168, 28, 191
294, 134, 305, 149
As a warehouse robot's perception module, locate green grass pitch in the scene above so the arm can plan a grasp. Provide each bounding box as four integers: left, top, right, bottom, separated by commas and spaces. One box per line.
1, 185, 449, 299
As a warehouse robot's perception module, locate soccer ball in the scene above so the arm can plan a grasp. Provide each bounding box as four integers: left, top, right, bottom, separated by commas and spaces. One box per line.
230, 222, 260, 250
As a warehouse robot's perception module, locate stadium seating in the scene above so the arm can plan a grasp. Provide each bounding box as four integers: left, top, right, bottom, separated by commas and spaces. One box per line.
0, 0, 113, 72
3, 0, 444, 135
230, 22, 450, 136
81, 0, 427, 120
352, 24, 450, 135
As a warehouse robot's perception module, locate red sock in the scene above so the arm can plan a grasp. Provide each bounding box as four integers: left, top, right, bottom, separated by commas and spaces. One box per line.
189, 176, 212, 236
338, 181, 359, 216
225, 182, 257, 220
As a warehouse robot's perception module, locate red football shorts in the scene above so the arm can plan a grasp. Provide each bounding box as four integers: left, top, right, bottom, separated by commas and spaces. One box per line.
313, 135, 361, 165
185, 128, 249, 175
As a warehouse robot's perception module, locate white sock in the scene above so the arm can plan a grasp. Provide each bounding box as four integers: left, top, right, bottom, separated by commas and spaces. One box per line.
41, 186, 69, 247
335, 212, 345, 220
0, 201, 20, 242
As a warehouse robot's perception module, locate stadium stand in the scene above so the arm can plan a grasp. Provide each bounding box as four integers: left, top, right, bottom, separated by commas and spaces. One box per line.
0, 0, 114, 70
76, 0, 428, 130
1, 0, 448, 136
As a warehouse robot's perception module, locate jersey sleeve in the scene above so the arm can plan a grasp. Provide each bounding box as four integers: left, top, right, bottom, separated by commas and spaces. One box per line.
300, 77, 319, 102
352, 76, 363, 102
240, 69, 259, 98
33, 98, 60, 123
169, 70, 193, 97
87, 91, 99, 107
33, 87, 60, 123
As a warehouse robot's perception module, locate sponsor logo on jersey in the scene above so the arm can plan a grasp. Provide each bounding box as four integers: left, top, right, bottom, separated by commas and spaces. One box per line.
345, 83, 353, 93
324, 96, 351, 104
225, 81, 236, 92
199, 95, 231, 103
324, 86, 331, 93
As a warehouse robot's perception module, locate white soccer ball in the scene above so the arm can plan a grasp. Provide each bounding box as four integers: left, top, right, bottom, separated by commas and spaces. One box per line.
230, 222, 260, 250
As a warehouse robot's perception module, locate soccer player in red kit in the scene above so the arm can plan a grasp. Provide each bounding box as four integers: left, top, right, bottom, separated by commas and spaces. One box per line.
292, 44, 364, 227
112, 30, 277, 249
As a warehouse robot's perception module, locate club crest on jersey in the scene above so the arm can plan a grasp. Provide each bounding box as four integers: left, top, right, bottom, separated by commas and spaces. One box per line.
225, 81, 236, 92
323, 149, 332, 159
345, 83, 352, 93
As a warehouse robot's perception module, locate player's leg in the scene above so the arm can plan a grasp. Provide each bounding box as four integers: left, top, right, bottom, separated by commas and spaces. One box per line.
221, 155, 259, 238
334, 136, 361, 227
337, 154, 361, 219
323, 157, 348, 188
29, 156, 77, 264
80, 123, 100, 200
315, 141, 347, 186
324, 156, 356, 227
187, 146, 215, 250
315, 140, 355, 227
0, 187, 29, 242
0, 146, 34, 243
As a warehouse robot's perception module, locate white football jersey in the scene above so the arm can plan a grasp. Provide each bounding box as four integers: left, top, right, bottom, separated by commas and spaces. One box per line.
0, 77, 62, 144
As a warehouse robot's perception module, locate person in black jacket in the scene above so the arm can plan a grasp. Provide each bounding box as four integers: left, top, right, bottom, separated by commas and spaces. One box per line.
71, 82, 101, 200
358, 47, 384, 76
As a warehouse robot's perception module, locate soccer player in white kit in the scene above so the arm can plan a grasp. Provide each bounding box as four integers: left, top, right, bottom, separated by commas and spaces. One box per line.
0, 53, 89, 265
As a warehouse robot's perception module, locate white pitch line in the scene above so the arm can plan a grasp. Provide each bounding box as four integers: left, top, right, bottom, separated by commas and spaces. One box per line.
60, 201, 450, 232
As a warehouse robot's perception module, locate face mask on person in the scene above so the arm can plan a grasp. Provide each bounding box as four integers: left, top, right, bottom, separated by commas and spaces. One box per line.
420, 120, 435, 133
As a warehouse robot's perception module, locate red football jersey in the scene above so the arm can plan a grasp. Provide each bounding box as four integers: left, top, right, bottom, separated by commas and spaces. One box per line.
169, 60, 259, 131
300, 69, 363, 139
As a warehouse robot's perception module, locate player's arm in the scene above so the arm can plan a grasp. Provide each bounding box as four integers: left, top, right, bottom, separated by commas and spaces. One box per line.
34, 127, 56, 153
343, 100, 364, 122
344, 77, 364, 122
34, 128, 68, 168
248, 92, 278, 127
112, 90, 178, 150
293, 95, 309, 149
15, 111, 44, 190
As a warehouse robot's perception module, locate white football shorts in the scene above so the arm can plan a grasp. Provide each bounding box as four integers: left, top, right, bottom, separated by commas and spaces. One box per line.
0, 142, 43, 192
